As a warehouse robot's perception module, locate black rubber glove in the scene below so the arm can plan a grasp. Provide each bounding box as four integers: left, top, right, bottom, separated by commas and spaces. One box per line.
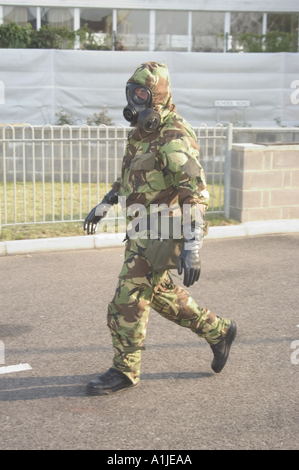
83, 205, 103, 235
177, 220, 202, 287
83, 189, 118, 235
177, 245, 201, 287
100, 188, 119, 206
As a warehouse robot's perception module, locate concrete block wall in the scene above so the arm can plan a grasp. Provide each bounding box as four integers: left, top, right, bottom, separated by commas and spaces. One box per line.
230, 144, 299, 222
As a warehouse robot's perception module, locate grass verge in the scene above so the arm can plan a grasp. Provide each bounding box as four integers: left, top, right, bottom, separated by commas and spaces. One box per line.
0, 181, 239, 241
0, 214, 239, 242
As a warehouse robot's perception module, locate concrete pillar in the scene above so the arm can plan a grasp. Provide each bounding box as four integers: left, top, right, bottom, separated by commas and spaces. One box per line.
36, 6, 41, 30
224, 12, 231, 53
187, 11, 192, 53
74, 8, 80, 49
149, 10, 155, 51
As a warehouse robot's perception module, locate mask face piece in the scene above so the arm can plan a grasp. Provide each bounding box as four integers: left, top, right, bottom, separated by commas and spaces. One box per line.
123, 82, 161, 132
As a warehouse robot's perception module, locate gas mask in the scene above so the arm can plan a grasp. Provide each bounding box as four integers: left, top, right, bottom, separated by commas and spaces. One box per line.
123, 82, 161, 133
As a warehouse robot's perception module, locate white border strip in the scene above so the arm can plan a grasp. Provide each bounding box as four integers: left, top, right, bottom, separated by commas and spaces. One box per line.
0, 364, 32, 375
0, 232, 126, 256
205, 220, 299, 239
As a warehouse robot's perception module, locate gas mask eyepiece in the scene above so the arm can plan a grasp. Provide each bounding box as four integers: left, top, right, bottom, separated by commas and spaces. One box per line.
123, 83, 161, 133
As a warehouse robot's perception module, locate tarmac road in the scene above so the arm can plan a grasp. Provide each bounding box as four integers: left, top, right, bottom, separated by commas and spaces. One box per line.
0, 234, 299, 450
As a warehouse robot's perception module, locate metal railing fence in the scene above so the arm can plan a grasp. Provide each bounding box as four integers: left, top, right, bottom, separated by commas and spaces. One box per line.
0, 123, 230, 231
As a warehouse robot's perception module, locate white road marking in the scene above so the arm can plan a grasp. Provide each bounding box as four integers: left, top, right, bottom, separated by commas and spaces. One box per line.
0, 364, 32, 375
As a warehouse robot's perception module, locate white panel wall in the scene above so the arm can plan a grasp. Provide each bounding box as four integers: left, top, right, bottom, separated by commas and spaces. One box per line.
0, 50, 298, 127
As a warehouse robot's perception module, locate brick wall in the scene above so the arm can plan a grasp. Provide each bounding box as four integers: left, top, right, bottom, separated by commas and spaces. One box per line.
230, 143, 299, 222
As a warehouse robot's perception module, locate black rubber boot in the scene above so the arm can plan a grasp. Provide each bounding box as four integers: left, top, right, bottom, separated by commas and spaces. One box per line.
86, 368, 139, 396
210, 321, 237, 374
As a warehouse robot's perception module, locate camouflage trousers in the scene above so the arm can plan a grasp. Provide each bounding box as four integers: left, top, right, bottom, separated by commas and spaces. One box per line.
107, 237, 231, 385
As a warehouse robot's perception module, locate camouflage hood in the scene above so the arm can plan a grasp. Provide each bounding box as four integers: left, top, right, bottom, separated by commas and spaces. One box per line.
127, 62, 177, 124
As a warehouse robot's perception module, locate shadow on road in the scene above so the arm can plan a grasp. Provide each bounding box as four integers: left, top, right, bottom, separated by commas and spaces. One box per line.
0, 371, 213, 402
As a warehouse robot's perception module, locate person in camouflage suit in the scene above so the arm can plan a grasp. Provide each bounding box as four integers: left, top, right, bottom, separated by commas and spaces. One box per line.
84, 62, 237, 395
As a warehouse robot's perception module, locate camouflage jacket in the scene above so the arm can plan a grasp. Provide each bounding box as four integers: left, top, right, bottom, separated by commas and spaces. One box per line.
114, 62, 209, 230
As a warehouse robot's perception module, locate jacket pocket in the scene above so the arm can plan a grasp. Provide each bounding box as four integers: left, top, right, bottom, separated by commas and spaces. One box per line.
130, 152, 156, 171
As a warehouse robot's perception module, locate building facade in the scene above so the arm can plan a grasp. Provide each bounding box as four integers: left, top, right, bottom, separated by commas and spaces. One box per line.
0, 0, 298, 52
